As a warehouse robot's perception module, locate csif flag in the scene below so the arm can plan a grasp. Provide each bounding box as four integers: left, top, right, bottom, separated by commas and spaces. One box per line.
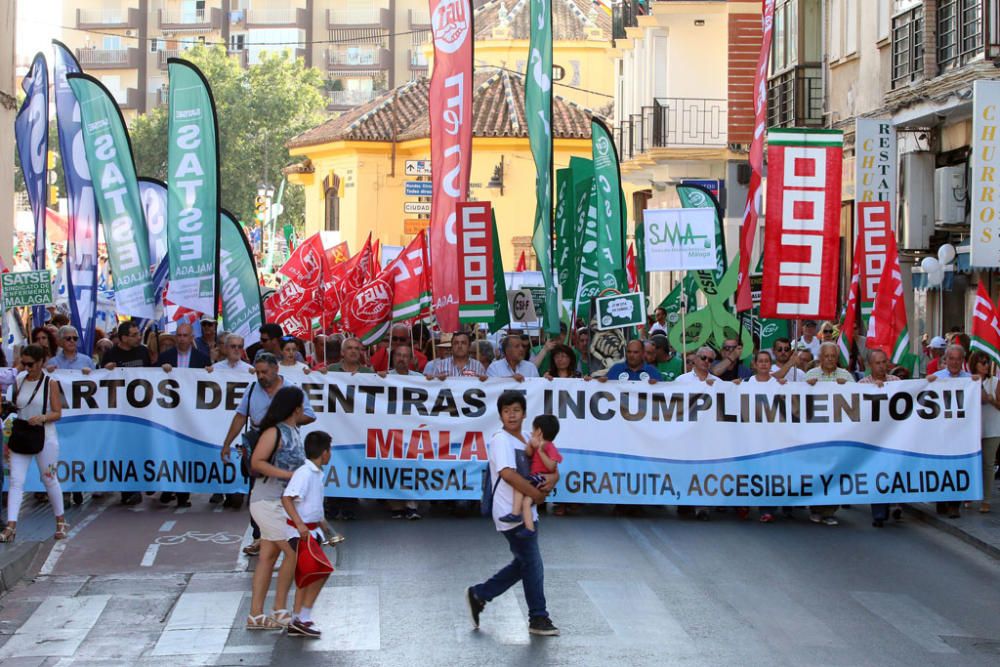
591, 118, 627, 294
865, 233, 909, 364
67, 73, 156, 320
52, 41, 100, 355
15, 52, 49, 328
428, 0, 474, 331
971, 282, 1000, 365
220, 210, 264, 347
167, 59, 220, 316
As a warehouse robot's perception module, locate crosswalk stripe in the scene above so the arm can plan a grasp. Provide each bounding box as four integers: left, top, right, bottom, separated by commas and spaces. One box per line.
580, 579, 689, 646
720, 580, 839, 648
0, 595, 111, 658
305, 585, 381, 651
151, 591, 244, 656
851, 591, 970, 654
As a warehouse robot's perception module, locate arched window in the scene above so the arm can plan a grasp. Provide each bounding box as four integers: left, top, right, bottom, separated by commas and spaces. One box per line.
324, 174, 341, 232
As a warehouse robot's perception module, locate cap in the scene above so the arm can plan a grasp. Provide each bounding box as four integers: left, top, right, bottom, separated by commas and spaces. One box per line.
438, 333, 454, 348
802, 320, 817, 327
200, 317, 216, 325
930, 336, 947, 349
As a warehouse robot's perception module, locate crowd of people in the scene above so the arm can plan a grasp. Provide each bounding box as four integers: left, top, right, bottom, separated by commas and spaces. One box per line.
0, 309, 996, 545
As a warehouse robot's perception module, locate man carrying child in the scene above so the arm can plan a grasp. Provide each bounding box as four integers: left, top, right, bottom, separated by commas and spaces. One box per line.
466, 391, 561, 636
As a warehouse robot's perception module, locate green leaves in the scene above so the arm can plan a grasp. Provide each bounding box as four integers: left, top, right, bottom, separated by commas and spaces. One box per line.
131, 45, 326, 230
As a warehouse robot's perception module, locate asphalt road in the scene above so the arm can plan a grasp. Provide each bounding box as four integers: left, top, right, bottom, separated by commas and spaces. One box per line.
1, 498, 999, 666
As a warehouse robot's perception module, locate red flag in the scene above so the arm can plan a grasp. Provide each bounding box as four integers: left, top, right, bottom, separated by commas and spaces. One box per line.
516, 251, 527, 272
736, 0, 776, 312
341, 271, 394, 344
390, 231, 433, 321
324, 241, 350, 268
971, 282, 1000, 365
836, 252, 861, 366
278, 233, 325, 287
370, 239, 381, 279
626, 243, 638, 293
761, 129, 843, 320
865, 233, 909, 364
429, 0, 474, 331
855, 202, 893, 326
322, 235, 373, 332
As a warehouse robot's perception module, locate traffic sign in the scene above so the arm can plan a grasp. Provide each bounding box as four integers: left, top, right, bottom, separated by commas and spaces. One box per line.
404, 219, 430, 234
405, 181, 433, 197
404, 201, 431, 215
405, 160, 432, 177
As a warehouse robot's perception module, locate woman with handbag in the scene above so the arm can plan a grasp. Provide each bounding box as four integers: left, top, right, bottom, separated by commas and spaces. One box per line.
245, 385, 307, 631
1, 344, 67, 543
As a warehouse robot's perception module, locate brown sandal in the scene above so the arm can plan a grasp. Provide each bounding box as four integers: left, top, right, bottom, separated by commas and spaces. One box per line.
0, 526, 15, 543
54, 519, 70, 540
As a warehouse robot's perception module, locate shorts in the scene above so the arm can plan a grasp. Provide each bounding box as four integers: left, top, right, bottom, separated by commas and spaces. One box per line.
249, 500, 288, 542
528, 473, 547, 488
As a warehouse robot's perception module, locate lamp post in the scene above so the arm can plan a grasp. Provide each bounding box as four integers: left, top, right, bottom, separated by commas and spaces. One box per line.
255, 182, 274, 256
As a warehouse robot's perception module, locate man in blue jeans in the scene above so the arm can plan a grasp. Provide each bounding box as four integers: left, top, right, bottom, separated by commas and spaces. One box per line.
467, 391, 559, 636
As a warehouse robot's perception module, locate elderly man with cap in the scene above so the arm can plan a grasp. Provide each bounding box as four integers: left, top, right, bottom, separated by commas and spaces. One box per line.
196, 318, 218, 358
926, 336, 948, 375
795, 320, 822, 358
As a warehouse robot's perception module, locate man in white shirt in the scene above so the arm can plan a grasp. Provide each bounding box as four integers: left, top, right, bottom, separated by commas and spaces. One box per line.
210, 334, 253, 372
466, 391, 559, 637
486, 335, 540, 381
795, 320, 821, 358
770, 337, 807, 382
676, 346, 721, 384
648, 307, 668, 336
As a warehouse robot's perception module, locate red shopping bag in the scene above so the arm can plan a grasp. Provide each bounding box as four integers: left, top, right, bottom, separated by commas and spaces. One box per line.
295, 534, 334, 588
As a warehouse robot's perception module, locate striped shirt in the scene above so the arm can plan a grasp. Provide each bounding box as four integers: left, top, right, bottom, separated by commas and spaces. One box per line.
425, 356, 486, 378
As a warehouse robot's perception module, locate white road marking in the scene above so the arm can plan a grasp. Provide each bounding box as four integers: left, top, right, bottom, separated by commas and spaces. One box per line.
581, 579, 689, 646
622, 520, 683, 577
159, 520, 176, 532
462, 589, 530, 645
722, 580, 838, 648
306, 585, 381, 651
38, 503, 109, 576
0, 595, 111, 658
235, 524, 254, 572
173, 507, 189, 515
213, 505, 224, 512
151, 591, 244, 656
851, 591, 971, 653
140, 544, 160, 567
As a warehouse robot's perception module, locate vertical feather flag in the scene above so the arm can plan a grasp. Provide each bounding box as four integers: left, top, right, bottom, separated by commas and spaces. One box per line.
15, 53, 49, 328
865, 233, 909, 364
971, 282, 1000, 365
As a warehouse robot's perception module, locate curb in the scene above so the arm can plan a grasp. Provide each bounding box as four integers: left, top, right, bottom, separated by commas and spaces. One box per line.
903, 504, 1000, 561
0, 540, 45, 596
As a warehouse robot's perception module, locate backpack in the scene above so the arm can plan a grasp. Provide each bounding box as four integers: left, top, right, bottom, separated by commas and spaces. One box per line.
239, 384, 281, 479
479, 448, 531, 517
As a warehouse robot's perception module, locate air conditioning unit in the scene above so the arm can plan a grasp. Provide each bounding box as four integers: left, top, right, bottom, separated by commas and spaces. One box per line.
125, 29, 134, 37
934, 165, 967, 225
900, 152, 935, 250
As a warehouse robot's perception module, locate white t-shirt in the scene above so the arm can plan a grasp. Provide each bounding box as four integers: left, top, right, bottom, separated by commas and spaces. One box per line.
675, 371, 721, 384
487, 428, 537, 532
280, 361, 311, 373
983, 376, 1000, 438
796, 336, 821, 358
746, 375, 777, 384
771, 364, 807, 382
282, 460, 326, 540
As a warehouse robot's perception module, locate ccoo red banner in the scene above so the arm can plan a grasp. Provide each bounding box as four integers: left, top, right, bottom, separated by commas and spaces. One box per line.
855, 201, 892, 324
428, 0, 474, 331
761, 129, 844, 320
456, 202, 494, 322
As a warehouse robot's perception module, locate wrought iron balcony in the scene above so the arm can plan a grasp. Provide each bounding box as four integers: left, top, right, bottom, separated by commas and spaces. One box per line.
75, 48, 141, 69
614, 98, 727, 160
767, 66, 823, 129
158, 7, 223, 32
326, 89, 385, 110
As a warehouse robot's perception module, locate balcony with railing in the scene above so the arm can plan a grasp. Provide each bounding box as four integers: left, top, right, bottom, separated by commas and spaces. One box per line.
327, 7, 391, 29
614, 98, 727, 160
76, 7, 140, 30
158, 7, 223, 32
246, 7, 308, 28
327, 47, 392, 70
767, 66, 823, 129
612, 0, 647, 41
409, 49, 429, 71
76, 47, 141, 69
409, 8, 432, 29
158, 49, 180, 69
326, 88, 385, 110
937, 0, 989, 72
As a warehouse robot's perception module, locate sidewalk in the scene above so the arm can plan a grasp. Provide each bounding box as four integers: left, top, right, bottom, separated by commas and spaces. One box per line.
0, 494, 110, 594
905, 476, 1000, 560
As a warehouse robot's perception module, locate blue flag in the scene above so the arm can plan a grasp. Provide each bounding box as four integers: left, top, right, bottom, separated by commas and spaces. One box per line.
53, 41, 100, 355
15, 52, 49, 329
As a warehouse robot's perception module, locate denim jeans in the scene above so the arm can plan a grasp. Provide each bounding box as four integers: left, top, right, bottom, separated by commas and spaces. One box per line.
473, 526, 548, 619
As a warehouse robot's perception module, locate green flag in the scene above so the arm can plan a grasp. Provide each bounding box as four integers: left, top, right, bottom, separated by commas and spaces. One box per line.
659, 273, 699, 328
553, 168, 579, 304
738, 253, 790, 351
487, 210, 510, 331
676, 182, 727, 293
66, 73, 155, 320
167, 59, 220, 316
219, 209, 264, 345
635, 220, 647, 296
527, 0, 558, 333
591, 118, 627, 294
569, 158, 595, 317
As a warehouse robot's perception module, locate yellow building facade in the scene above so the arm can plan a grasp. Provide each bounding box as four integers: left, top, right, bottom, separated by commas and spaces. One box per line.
286, 70, 593, 269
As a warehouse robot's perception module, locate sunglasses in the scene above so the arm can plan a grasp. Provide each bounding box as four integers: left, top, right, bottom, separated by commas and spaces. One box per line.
774, 346, 791, 352
391, 336, 408, 342
63, 336, 79, 341
699, 355, 714, 362
722, 345, 737, 351
823, 329, 834, 334
228, 343, 244, 348
21, 360, 36, 368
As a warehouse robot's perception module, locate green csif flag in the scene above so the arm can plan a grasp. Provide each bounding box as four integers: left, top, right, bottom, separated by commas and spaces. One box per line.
66, 73, 155, 320
659, 273, 699, 328
167, 59, 220, 316
553, 167, 580, 312
676, 182, 728, 295
220, 209, 264, 347
487, 210, 510, 331
591, 118, 627, 294
527, 0, 558, 333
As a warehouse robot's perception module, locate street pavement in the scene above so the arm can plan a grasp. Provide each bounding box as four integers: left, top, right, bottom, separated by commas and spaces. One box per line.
1, 497, 1000, 666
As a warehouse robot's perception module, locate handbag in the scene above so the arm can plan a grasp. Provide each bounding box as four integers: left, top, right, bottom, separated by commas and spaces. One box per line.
8, 374, 48, 456
295, 533, 334, 588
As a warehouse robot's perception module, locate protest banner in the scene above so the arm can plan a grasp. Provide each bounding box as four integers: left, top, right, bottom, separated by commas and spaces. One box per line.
29, 370, 983, 507
642, 208, 718, 273
595, 291, 644, 330
2, 270, 53, 310
856, 201, 893, 324
456, 202, 494, 322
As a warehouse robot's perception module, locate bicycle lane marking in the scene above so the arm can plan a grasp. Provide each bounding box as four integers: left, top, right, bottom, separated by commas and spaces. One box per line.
142, 531, 244, 568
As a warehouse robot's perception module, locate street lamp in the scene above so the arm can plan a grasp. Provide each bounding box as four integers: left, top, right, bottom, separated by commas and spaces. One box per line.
255, 183, 275, 255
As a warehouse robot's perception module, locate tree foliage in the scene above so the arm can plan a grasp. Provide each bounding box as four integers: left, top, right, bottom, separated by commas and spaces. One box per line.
130, 45, 326, 229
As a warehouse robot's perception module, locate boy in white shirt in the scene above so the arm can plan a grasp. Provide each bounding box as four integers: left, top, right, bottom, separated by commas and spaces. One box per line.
282, 431, 334, 639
